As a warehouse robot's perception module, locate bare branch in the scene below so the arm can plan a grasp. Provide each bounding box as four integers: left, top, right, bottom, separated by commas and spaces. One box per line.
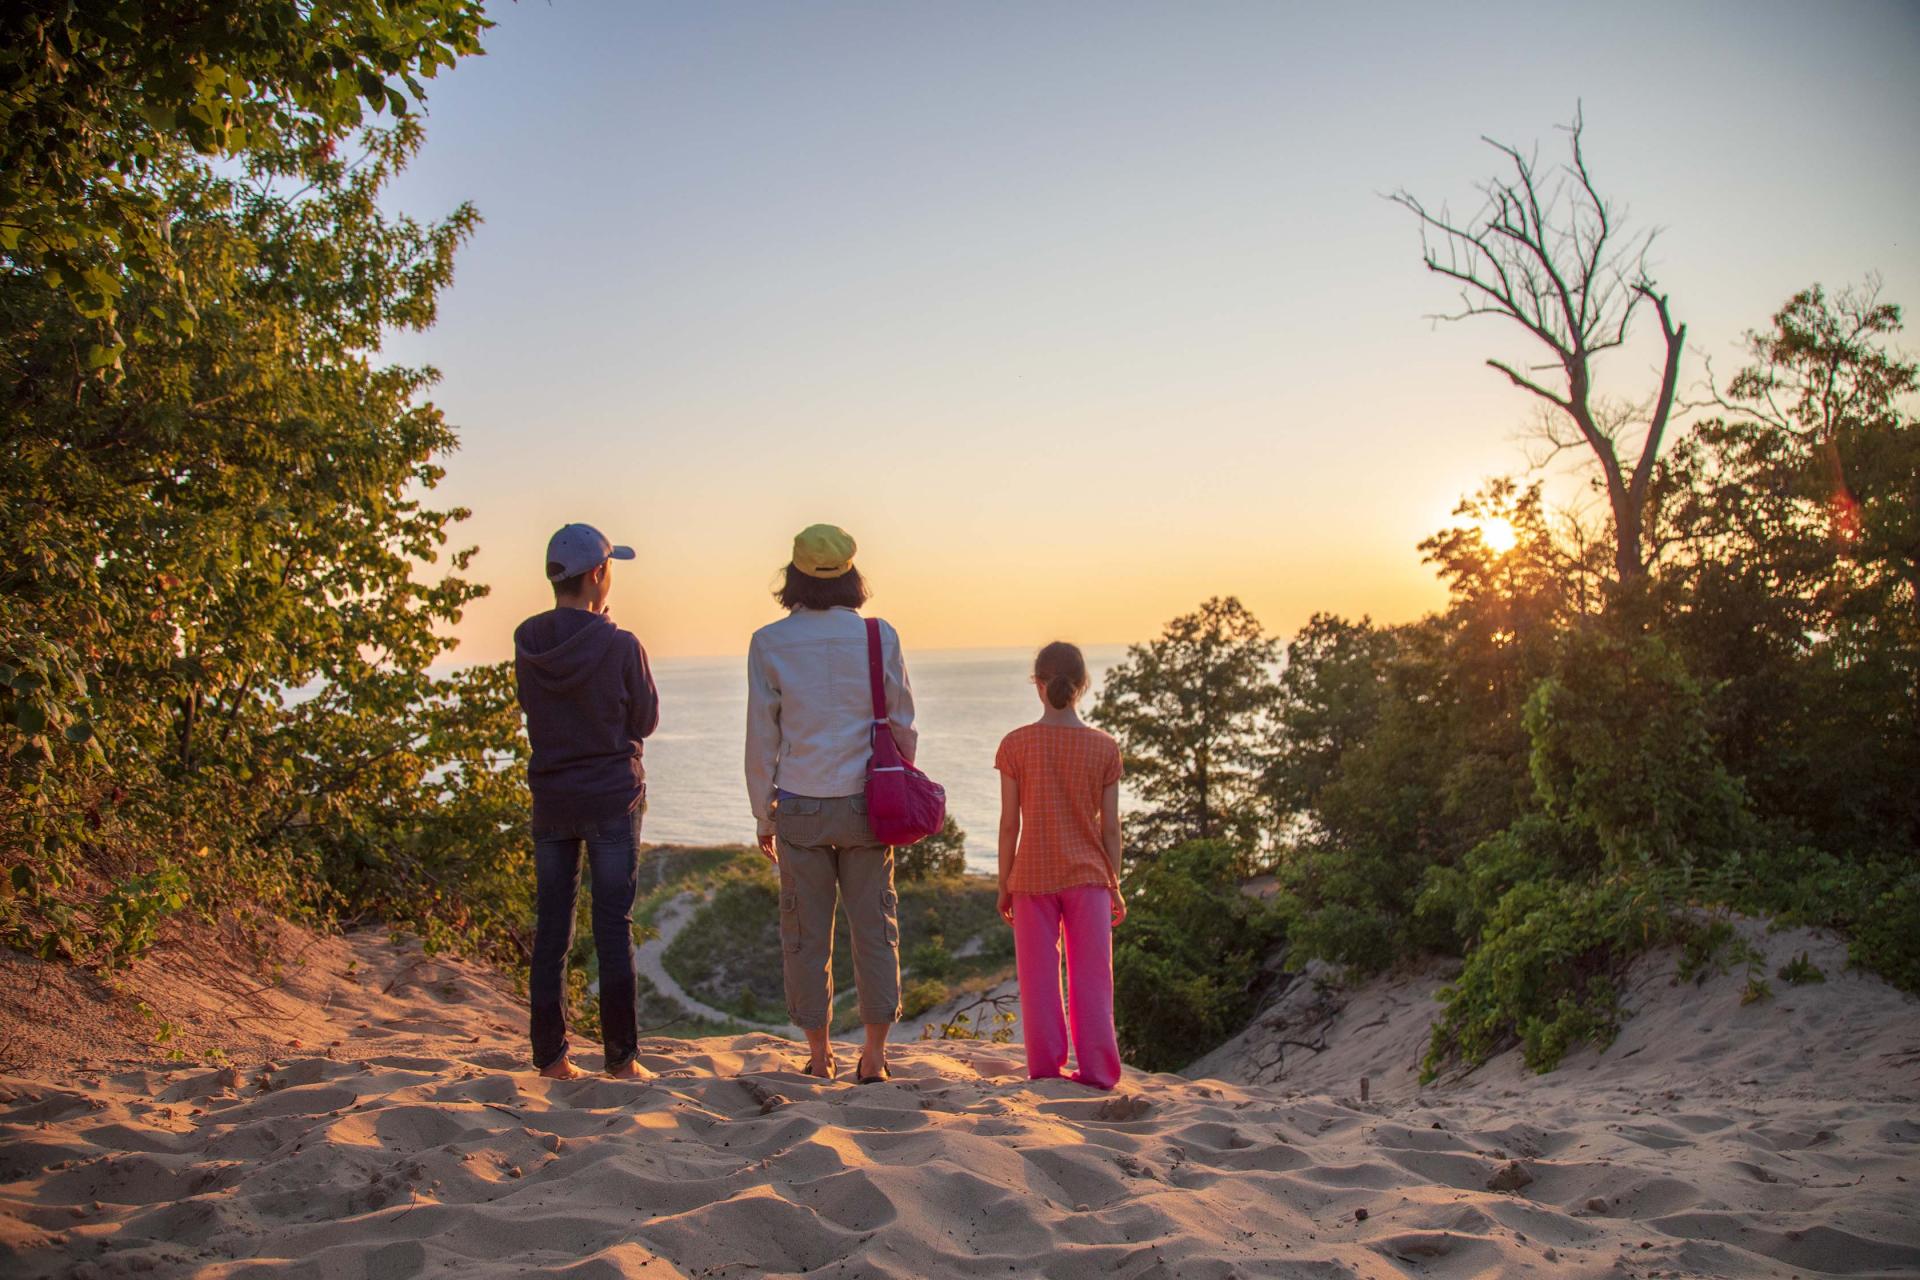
1628, 284, 1687, 506
1390, 188, 1570, 356
1488, 358, 1572, 410
1518, 399, 1590, 473
1390, 106, 1688, 581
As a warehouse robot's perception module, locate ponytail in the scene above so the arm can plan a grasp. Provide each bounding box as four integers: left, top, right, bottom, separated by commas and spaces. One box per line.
1034, 641, 1089, 710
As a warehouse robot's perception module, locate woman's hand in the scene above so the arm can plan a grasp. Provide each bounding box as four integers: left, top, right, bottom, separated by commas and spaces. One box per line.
757, 817, 778, 862
1108, 885, 1127, 926
997, 887, 1014, 924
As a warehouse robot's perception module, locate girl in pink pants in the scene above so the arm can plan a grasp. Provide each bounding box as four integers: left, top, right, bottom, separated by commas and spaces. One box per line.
994, 642, 1126, 1090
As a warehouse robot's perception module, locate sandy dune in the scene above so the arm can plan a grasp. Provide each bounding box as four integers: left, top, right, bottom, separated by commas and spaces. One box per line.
1191, 919, 1920, 1107
3, 925, 1918, 1279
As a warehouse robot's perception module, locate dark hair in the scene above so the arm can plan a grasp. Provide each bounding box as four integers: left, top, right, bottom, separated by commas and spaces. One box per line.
549, 561, 589, 597
1034, 641, 1088, 709
775, 563, 870, 611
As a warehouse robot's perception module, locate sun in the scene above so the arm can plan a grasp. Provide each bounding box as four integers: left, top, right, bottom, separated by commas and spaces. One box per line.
1476, 516, 1519, 555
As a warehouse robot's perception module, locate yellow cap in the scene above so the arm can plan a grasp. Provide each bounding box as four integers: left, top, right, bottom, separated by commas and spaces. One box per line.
792, 524, 857, 579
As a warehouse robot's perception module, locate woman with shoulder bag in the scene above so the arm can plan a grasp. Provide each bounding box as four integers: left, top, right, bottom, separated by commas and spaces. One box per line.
745, 524, 936, 1083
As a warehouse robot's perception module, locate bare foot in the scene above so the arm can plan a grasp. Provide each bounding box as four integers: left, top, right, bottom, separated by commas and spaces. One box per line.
537, 1057, 585, 1080
606, 1060, 648, 1080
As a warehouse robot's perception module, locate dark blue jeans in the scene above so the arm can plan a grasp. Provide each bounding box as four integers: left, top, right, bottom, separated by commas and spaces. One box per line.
529, 808, 642, 1071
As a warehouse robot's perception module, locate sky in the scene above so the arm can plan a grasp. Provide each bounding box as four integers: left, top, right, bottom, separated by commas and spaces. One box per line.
378, 0, 1920, 661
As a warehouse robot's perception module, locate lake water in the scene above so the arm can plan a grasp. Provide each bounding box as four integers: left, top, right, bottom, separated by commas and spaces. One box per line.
638, 646, 1129, 874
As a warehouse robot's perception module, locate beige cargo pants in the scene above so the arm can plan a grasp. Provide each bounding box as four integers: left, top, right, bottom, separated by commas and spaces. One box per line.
775, 793, 901, 1030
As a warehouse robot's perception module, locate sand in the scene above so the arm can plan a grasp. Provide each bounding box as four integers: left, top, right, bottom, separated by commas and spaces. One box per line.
3, 920, 1918, 1279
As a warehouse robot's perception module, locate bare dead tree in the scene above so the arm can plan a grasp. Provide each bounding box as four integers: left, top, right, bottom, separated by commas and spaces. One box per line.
1392, 107, 1685, 585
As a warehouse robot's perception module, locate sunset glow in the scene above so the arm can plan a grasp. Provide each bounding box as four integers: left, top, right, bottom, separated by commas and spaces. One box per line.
378, 3, 1917, 660
1477, 517, 1520, 556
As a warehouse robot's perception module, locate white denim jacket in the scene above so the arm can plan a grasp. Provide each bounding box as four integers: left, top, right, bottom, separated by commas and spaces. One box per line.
745, 607, 918, 828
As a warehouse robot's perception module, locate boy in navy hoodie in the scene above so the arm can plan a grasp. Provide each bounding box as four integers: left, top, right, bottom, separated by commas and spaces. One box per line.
513, 523, 660, 1079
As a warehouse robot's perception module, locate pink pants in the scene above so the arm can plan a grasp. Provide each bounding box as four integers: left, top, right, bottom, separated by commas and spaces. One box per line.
1012, 886, 1122, 1090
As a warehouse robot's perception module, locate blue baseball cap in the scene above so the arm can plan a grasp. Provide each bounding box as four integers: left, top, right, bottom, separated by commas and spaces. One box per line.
545, 523, 634, 581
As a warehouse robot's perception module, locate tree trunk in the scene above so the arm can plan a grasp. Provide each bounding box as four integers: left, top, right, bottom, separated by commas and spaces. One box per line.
177, 688, 199, 773
1610, 482, 1646, 583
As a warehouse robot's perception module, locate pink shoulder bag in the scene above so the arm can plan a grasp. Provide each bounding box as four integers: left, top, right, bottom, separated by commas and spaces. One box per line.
862, 616, 946, 846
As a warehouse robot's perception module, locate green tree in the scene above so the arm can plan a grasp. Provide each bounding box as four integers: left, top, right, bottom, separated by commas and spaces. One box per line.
0, 104, 521, 965
1262, 613, 1395, 831
1111, 839, 1287, 1072
1655, 280, 1920, 854
1525, 625, 1756, 868
1091, 596, 1279, 859
0, 1, 490, 342
1279, 482, 1574, 969
895, 814, 967, 881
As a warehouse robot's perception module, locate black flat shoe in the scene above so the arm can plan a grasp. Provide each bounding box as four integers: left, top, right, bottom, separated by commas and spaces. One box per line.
802, 1056, 835, 1080
855, 1054, 890, 1085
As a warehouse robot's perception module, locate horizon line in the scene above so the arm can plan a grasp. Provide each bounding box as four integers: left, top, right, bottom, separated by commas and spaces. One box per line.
430, 638, 1146, 672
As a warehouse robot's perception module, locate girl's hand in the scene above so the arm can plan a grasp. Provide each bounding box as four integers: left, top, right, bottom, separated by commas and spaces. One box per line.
757, 817, 778, 862
997, 887, 1014, 924
1108, 885, 1127, 926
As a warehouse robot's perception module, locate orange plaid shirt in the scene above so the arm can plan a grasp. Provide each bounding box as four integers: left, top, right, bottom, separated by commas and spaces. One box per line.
994, 723, 1123, 894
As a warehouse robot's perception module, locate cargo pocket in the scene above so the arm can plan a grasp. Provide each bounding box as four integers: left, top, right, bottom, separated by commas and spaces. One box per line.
779, 889, 802, 954
776, 796, 826, 849
880, 888, 899, 947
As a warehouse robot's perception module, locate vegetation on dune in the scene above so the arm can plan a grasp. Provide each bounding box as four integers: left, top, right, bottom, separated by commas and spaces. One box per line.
1, 6, 521, 976
1092, 118, 1919, 1077
1354, 275, 1916, 1077
663, 870, 783, 1019
640, 822, 982, 1030
656, 842, 1011, 1032
1110, 840, 1286, 1073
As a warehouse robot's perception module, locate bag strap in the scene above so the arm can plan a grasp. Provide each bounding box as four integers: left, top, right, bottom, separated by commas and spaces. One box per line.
864, 616, 887, 722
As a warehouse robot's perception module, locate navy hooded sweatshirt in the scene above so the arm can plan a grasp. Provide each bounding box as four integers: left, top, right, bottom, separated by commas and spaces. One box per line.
512, 608, 660, 830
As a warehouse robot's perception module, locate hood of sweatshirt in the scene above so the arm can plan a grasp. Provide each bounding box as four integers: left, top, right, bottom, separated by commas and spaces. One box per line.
513, 608, 624, 697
